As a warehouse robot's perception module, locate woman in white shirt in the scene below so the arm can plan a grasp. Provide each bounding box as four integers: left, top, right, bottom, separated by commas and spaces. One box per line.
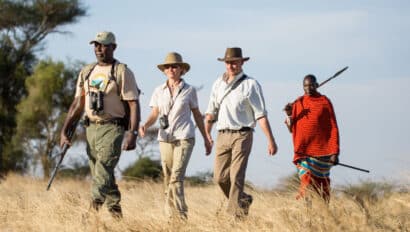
139, 52, 212, 220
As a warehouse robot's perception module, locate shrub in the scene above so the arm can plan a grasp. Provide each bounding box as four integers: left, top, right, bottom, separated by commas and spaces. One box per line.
122, 157, 162, 181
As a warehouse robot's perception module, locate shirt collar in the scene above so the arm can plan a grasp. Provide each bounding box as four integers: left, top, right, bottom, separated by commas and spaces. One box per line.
161, 79, 185, 90
224, 72, 246, 88
223, 71, 244, 83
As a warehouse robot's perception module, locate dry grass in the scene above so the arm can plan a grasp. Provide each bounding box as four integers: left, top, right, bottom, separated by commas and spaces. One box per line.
0, 174, 409, 232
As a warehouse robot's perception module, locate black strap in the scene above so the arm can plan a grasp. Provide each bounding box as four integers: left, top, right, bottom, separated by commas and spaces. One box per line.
81, 63, 97, 91
109, 61, 120, 96
83, 64, 97, 82
217, 74, 247, 107
165, 81, 185, 116
85, 62, 116, 93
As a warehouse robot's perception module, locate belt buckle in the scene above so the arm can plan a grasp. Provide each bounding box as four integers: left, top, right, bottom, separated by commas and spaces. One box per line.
95, 119, 105, 125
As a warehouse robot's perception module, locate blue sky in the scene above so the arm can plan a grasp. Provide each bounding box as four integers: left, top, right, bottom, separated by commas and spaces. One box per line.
41, 0, 410, 187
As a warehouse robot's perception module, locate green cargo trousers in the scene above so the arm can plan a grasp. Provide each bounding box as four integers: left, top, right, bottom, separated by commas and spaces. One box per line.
86, 123, 124, 212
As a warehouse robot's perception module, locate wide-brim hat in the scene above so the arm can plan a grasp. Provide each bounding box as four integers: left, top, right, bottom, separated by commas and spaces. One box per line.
217, 47, 250, 62
157, 52, 190, 74
89, 31, 116, 45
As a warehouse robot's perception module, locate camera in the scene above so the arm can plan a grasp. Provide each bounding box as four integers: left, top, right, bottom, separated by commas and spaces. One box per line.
212, 107, 219, 122
159, 115, 169, 129
89, 91, 104, 115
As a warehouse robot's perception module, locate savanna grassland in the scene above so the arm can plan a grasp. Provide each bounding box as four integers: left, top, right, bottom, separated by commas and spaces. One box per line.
0, 174, 409, 232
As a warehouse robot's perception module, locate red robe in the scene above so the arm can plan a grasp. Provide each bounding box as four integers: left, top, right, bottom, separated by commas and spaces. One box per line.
291, 94, 340, 164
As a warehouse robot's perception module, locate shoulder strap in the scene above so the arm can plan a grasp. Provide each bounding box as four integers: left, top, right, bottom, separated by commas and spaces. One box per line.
78, 63, 97, 88
218, 74, 248, 106
165, 82, 186, 116
110, 62, 128, 98
104, 61, 126, 97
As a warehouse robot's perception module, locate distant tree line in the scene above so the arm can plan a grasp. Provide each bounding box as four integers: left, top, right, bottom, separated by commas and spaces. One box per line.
0, 0, 86, 177
0, 0, 211, 183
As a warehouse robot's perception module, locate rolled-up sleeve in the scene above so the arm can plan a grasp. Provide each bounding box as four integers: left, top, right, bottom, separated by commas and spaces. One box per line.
149, 87, 159, 108
247, 80, 267, 119
122, 68, 139, 100
205, 81, 218, 116
74, 73, 84, 98
190, 88, 199, 109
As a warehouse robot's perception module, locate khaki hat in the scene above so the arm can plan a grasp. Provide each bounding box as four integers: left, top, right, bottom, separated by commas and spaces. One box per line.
157, 52, 190, 74
89, 31, 116, 45
217, 47, 250, 62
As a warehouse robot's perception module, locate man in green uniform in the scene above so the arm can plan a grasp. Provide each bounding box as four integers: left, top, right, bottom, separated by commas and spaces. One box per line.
60, 31, 140, 218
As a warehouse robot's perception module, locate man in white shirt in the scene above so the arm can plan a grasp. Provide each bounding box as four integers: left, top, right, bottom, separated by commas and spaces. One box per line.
205, 47, 278, 218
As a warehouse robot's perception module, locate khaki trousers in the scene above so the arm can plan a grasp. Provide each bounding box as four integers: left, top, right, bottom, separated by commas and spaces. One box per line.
159, 138, 195, 218
86, 123, 124, 211
214, 131, 253, 216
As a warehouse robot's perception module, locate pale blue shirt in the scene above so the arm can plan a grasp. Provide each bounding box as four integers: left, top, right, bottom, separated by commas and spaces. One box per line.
149, 80, 198, 142
206, 72, 268, 130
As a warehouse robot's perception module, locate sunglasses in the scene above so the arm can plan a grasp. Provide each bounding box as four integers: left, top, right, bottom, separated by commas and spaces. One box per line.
164, 64, 180, 69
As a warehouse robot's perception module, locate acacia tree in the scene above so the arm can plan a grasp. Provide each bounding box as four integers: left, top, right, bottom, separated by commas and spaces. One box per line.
13, 59, 80, 177
0, 0, 86, 174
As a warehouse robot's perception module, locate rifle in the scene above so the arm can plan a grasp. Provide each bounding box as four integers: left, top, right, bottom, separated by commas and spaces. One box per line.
46, 119, 79, 190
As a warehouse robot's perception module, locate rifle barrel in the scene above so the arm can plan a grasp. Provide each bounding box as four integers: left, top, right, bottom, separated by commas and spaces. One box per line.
46, 142, 69, 190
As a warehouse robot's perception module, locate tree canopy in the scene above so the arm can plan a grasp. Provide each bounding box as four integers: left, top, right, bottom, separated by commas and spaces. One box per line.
0, 0, 86, 174
13, 59, 80, 177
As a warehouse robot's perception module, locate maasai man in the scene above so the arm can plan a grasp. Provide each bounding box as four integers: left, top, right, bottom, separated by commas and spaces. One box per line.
284, 74, 339, 202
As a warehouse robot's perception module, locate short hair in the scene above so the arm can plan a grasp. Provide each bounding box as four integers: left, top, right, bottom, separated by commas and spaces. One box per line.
304, 74, 317, 83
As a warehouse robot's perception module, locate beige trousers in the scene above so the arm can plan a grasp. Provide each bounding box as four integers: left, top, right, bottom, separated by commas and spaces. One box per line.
159, 138, 195, 219
214, 131, 253, 216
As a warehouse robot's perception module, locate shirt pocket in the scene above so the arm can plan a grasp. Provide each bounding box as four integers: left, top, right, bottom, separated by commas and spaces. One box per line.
231, 90, 247, 112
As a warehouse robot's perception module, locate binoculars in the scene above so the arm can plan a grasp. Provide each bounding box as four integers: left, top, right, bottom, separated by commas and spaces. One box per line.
89, 91, 104, 115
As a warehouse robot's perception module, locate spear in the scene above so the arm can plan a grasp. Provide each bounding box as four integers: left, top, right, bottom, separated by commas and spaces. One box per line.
336, 162, 370, 173
318, 66, 369, 172
284, 66, 370, 173
283, 66, 349, 116
318, 66, 348, 87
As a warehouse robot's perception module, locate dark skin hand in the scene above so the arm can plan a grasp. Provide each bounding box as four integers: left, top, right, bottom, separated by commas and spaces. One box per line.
329, 154, 339, 165
283, 103, 293, 116
60, 96, 84, 147
61, 42, 140, 151
122, 100, 140, 150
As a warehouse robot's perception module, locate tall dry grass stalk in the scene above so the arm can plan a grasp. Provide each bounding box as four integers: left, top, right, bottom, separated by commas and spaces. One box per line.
0, 174, 409, 231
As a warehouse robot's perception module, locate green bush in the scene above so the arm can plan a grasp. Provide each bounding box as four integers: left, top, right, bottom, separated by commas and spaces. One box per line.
185, 171, 213, 186
54, 157, 90, 180
58, 166, 90, 179
340, 179, 396, 203
122, 157, 162, 181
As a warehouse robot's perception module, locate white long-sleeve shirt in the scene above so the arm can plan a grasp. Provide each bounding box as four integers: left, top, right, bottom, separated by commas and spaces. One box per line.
206, 72, 268, 130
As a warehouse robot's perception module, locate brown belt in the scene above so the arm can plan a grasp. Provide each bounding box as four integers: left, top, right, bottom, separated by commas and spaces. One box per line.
90, 118, 124, 126
218, 127, 253, 133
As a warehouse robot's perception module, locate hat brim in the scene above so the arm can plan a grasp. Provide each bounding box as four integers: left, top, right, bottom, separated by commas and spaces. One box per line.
217, 57, 250, 62
157, 62, 190, 74
89, 40, 116, 45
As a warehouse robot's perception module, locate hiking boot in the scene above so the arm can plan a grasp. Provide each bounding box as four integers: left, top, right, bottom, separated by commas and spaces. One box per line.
240, 194, 253, 216
91, 199, 103, 211
109, 206, 123, 219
